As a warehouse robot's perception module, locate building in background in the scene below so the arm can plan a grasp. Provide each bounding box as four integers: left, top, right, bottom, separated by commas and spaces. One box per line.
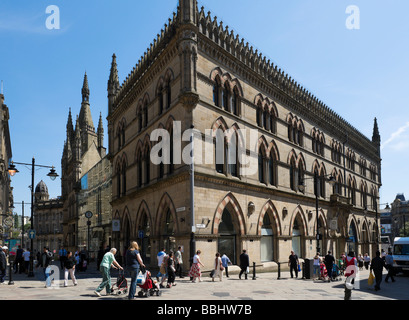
33, 180, 63, 254
391, 194, 409, 239
0, 89, 13, 247
61, 73, 109, 255
107, 0, 382, 269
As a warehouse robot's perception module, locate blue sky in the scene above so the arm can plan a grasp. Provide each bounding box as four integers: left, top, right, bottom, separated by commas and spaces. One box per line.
1, 0, 408, 218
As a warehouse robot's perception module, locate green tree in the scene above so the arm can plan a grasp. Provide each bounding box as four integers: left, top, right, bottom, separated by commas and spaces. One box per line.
399, 221, 409, 237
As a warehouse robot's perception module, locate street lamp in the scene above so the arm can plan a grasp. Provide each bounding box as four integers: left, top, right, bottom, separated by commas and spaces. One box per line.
298, 173, 336, 255
8, 158, 59, 277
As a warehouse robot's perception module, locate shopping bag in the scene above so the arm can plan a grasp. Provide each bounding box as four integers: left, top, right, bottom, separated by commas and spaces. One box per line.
298, 264, 301, 272
137, 271, 146, 286
368, 272, 374, 286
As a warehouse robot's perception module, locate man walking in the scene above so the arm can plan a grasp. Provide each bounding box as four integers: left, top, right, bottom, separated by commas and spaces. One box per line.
221, 254, 232, 278
324, 251, 335, 280
239, 249, 249, 280
175, 246, 184, 278
370, 251, 385, 291
288, 251, 299, 278
38, 247, 53, 288
156, 248, 166, 282
59, 246, 67, 270
385, 249, 395, 284
15, 245, 24, 274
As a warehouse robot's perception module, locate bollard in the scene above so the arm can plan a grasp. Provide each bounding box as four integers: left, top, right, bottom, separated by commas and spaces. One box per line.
277, 262, 281, 280
8, 261, 14, 285
252, 262, 256, 280
302, 262, 305, 279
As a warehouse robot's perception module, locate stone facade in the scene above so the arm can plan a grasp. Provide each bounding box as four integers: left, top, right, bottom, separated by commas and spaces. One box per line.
107, 0, 382, 269
0, 91, 13, 246
33, 180, 63, 253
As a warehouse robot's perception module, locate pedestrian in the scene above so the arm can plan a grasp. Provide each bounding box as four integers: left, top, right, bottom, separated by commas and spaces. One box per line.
74, 251, 80, 271
221, 254, 232, 278
126, 241, 145, 300
239, 249, 250, 280
156, 248, 166, 283
324, 251, 335, 280
384, 249, 395, 284
357, 254, 364, 271
175, 246, 184, 278
288, 250, 299, 279
364, 253, 371, 270
313, 253, 321, 280
167, 251, 177, 288
64, 251, 78, 287
15, 245, 24, 274
159, 252, 169, 288
0, 246, 7, 284
212, 253, 224, 282
80, 247, 88, 272
370, 251, 385, 291
189, 250, 205, 283
23, 248, 31, 274
37, 247, 53, 288
59, 246, 67, 271
94, 248, 123, 297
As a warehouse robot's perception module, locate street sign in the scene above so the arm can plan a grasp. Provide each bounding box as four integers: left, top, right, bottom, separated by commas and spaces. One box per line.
138, 230, 144, 239
196, 224, 206, 229
85, 211, 93, 219
28, 229, 36, 239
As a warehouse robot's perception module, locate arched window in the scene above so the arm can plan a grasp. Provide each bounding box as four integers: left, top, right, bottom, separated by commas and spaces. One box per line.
228, 132, 238, 177
257, 102, 263, 127
215, 129, 225, 174
269, 152, 277, 186
258, 148, 265, 184
137, 150, 143, 188
138, 111, 143, 133
144, 146, 150, 184
222, 83, 230, 112
158, 137, 164, 180
121, 162, 127, 197
116, 165, 121, 197
270, 112, 276, 134
231, 88, 239, 116
143, 102, 148, 128
213, 77, 221, 107
158, 85, 164, 115
290, 158, 297, 191
263, 109, 269, 131
166, 80, 171, 109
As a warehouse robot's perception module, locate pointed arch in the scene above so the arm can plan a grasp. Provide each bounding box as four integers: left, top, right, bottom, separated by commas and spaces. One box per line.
289, 206, 308, 236
135, 200, 153, 234
155, 193, 179, 235
213, 193, 246, 236
211, 116, 228, 136
257, 200, 282, 236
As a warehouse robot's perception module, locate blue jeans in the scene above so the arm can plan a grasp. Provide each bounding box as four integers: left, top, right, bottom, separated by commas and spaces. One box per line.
128, 268, 140, 299
96, 266, 111, 294
43, 268, 51, 287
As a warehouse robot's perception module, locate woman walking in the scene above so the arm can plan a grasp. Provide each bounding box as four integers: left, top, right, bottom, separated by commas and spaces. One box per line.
126, 241, 145, 300
64, 251, 78, 287
167, 251, 177, 288
94, 248, 123, 297
189, 250, 205, 283
212, 253, 224, 282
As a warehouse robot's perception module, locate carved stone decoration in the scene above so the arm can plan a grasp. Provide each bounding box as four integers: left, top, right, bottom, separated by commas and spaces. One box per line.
247, 202, 255, 217
282, 207, 288, 219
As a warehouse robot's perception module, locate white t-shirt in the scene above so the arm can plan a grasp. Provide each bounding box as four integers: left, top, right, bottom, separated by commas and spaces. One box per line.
193, 254, 200, 264
23, 251, 31, 262
157, 251, 166, 267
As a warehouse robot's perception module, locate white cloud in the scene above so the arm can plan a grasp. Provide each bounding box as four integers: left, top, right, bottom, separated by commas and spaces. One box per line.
381, 121, 409, 151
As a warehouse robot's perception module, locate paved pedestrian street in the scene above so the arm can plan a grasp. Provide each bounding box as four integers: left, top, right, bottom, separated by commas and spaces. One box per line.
0, 262, 408, 301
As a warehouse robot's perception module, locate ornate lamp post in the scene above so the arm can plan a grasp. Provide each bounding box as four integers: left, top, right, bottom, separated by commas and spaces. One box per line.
8, 158, 58, 277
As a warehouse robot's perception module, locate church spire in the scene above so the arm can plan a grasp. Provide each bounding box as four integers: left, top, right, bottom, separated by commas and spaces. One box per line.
97, 112, 104, 149
108, 53, 120, 115
372, 117, 380, 143
82, 72, 90, 103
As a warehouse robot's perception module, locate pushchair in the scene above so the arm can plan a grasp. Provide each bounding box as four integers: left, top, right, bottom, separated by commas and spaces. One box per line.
137, 270, 162, 298
331, 264, 342, 281
111, 270, 128, 295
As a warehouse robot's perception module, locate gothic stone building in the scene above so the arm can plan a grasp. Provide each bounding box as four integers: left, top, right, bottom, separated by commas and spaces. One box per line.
107, 0, 382, 269
61, 74, 111, 255
0, 91, 13, 247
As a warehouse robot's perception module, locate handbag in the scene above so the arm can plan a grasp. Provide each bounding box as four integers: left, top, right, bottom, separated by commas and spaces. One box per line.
368, 271, 374, 286
210, 270, 215, 277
